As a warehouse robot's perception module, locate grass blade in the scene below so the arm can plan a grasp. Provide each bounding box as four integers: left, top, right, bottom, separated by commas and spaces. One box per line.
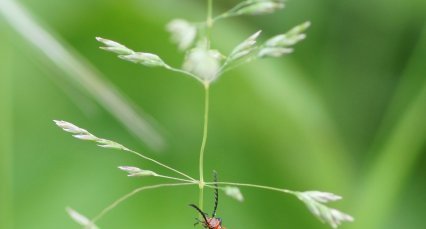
0, 0, 165, 151
349, 25, 426, 229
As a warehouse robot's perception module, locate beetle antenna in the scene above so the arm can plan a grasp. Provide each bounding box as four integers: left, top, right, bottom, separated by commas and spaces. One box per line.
189, 204, 209, 225
212, 170, 219, 217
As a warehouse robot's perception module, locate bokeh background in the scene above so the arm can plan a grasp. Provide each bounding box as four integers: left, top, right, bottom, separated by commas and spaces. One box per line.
1, 0, 426, 228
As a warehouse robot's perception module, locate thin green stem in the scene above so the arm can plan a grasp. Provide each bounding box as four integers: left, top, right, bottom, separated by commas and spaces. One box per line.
198, 187, 204, 212
165, 65, 204, 85
205, 181, 297, 195
155, 174, 197, 183
197, 1, 214, 211
198, 84, 210, 211
91, 183, 196, 223
125, 148, 197, 181
196, 2, 214, 210
62, 125, 197, 181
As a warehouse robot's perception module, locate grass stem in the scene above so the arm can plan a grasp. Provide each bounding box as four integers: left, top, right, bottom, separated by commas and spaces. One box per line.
125, 148, 197, 182
205, 181, 297, 195
198, 83, 210, 211
91, 183, 196, 223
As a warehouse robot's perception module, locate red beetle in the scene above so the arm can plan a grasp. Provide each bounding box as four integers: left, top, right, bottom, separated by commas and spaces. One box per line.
190, 172, 226, 229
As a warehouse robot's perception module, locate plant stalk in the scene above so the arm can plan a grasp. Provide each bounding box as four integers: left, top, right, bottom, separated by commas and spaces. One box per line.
198, 83, 210, 211
125, 148, 196, 181
206, 181, 296, 195
91, 183, 196, 223
197, 0, 214, 212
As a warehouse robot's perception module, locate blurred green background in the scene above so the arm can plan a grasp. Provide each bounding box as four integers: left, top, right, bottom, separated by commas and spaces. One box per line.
1, 0, 426, 228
